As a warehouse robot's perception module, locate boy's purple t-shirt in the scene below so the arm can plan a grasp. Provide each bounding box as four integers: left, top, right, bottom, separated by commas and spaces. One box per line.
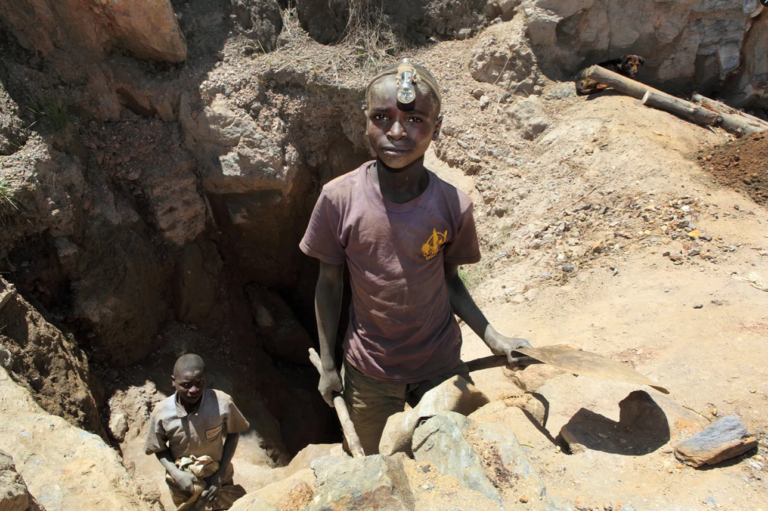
299, 161, 481, 383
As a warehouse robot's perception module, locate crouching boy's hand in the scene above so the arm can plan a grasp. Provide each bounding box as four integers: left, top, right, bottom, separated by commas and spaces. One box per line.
318, 366, 343, 407
202, 471, 223, 502
171, 469, 200, 494
484, 327, 532, 364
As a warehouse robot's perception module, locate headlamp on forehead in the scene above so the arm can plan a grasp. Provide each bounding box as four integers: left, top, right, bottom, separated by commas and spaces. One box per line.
396, 59, 417, 105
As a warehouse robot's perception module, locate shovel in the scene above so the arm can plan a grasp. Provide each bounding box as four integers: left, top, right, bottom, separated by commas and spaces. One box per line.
466, 345, 669, 394
308, 348, 366, 458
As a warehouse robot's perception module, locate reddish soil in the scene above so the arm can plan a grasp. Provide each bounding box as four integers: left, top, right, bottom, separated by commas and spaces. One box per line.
698, 132, 768, 205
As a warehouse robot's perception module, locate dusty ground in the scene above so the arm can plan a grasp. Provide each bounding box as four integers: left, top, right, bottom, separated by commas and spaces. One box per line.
424, 93, 768, 509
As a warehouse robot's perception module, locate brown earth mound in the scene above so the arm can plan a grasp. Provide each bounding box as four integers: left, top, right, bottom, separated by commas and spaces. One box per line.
698, 132, 768, 205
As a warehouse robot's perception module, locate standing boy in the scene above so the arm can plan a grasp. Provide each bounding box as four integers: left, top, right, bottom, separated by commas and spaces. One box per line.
145, 354, 249, 510
300, 60, 532, 455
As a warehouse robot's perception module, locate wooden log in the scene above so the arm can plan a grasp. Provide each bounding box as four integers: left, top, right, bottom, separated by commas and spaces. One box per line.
308, 348, 365, 458
581, 66, 768, 136
691, 93, 768, 137
642, 90, 721, 126
580, 65, 650, 99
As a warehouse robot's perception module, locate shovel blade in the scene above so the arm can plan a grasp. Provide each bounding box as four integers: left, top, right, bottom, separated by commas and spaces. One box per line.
515, 345, 669, 394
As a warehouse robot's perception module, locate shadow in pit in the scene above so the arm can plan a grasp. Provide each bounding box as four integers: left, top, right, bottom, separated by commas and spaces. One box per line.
557, 390, 670, 456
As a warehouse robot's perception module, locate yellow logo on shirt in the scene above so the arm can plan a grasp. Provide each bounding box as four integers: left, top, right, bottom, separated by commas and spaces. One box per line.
422, 228, 448, 260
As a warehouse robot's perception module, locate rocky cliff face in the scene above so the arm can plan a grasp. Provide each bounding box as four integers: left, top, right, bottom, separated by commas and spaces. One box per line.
522, 0, 766, 101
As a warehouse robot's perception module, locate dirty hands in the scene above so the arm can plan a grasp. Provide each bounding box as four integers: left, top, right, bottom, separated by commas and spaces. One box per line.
201, 471, 223, 502
484, 325, 532, 365
172, 469, 200, 494
318, 366, 343, 407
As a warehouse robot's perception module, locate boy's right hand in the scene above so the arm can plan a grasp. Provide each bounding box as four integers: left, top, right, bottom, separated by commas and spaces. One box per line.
318, 367, 343, 407
172, 470, 200, 493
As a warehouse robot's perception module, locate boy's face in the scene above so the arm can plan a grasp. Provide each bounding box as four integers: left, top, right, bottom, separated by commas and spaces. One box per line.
172, 369, 206, 406
365, 76, 442, 170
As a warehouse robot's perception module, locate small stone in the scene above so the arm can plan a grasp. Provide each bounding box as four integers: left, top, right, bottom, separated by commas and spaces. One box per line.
472, 88, 484, 99
675, 415, 758, 467
109, 411, 129, 442
519, 495, 529, 503
575, 496, 589, 510
693, 304, 703, 309
456, 28, 473, 40
562, 263, 575, 273
699, 233, 712, 241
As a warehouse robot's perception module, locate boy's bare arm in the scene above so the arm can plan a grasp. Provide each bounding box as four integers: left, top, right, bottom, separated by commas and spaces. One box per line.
201, 432, 240, 502
155, 450, 199, 492
315, 260, 345, 406
444, 262, 532, 362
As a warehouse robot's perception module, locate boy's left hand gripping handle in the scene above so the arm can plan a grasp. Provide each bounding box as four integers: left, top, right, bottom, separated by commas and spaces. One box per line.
308, 348, 366, 458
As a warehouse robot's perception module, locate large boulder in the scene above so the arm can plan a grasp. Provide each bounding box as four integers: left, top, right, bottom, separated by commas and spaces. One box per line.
308, 455, 415, 511
412, 413, 502, 504
470, 14, 543, 95
0, 367, 152, 511
412, 412, 557, 509
0, 0, 186, 62
379, 376, 489, 456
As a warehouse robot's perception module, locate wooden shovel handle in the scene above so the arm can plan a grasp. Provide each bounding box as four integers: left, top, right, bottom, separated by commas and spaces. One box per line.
308, 348, 365, 458
465, 355, 538, 372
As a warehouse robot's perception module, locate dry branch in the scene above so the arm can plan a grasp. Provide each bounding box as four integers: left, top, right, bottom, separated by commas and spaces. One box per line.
308, 348, 365, 458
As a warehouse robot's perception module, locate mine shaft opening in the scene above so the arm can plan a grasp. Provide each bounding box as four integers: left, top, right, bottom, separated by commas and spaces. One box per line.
0, 94, 372, 468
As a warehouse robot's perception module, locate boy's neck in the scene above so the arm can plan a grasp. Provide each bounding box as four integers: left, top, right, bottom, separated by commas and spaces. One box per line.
372, 157, 429, 204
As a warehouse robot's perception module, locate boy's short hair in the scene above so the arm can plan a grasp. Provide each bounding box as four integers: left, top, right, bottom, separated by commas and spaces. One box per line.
366, 60, 442, 115
173, 353, 205, 376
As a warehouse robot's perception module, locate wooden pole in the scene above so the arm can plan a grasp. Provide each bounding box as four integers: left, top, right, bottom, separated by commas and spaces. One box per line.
580, 65, 650, 99
642, 90, 720, 126
691, 93, 768, 137
308, 348, 365, 458
581, 66, 768, 136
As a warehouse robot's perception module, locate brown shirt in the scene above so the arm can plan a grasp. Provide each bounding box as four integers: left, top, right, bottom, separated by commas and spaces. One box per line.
300, 162, 481, 383
145, 389, 250, 480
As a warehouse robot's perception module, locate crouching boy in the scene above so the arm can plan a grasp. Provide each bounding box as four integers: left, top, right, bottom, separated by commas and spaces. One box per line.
145, 354, 249, 510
